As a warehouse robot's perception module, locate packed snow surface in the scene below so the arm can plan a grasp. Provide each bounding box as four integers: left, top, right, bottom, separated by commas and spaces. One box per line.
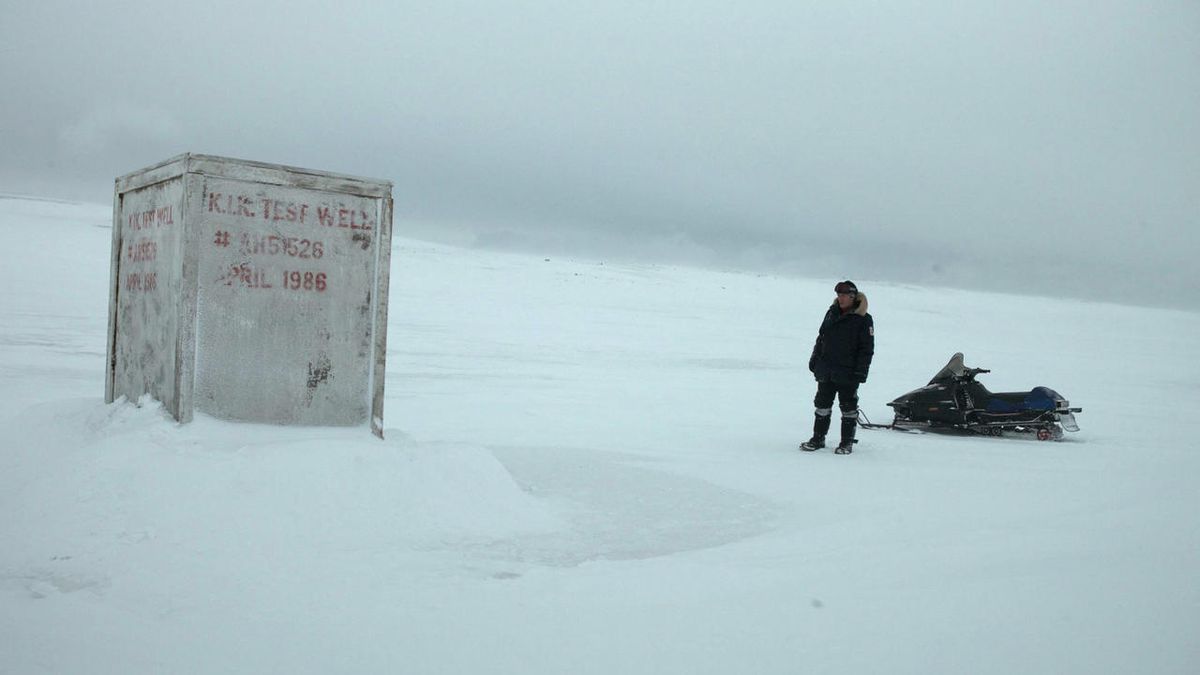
1, 195, 1197, 674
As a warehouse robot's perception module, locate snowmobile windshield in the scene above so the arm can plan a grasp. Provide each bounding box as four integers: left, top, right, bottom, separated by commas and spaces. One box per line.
929, 353, 967, 384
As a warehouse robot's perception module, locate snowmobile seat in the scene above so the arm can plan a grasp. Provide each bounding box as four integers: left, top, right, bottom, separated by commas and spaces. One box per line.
984, 386, 1059, 413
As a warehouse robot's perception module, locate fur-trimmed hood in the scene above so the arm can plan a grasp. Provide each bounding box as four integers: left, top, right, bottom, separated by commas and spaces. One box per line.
853, 292, 869, 316
829, 292, 869, 316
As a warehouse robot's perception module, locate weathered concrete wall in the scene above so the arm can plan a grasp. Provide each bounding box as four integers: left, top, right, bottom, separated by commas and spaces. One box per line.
111, 177, 185, 416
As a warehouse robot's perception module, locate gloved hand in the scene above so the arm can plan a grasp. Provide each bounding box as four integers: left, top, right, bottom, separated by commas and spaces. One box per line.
854, 371, 868, 383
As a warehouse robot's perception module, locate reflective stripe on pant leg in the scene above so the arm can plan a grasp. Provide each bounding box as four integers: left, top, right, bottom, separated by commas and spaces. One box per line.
837, 383, 860, 417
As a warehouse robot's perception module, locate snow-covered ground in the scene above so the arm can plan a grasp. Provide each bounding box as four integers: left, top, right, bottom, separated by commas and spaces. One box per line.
1, 195, 1197, 674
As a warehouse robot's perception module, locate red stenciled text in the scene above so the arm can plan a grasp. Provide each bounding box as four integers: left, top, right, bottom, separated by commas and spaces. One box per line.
207, 192, 256, 218
203, 190, 373, 231
128, 205, 174, 230
316, 206, 373, 231
216, 264, 328, 292
124, 271, 158, 292
282, 270, 327, 292
211, 230, 325, 258
125, 238, 158, 263
219, 263, 273, 289
260, 199, 310, 224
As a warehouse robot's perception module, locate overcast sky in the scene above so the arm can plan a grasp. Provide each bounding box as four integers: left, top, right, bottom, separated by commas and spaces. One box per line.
2, 1, 1197, 307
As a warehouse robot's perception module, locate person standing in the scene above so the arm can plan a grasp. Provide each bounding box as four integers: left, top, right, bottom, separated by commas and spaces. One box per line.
801, 280, 874, 454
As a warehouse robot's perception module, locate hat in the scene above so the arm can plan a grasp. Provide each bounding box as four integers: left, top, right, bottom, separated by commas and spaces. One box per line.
834, 280, 858, 295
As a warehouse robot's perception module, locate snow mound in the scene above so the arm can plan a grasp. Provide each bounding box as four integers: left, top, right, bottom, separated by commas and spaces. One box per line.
1, 397, 565, 584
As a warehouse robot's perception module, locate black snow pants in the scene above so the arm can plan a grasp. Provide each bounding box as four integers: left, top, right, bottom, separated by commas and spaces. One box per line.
812, 380, 860, 442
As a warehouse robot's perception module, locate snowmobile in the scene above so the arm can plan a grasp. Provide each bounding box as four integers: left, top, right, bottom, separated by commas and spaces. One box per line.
869, 353, 1082, 440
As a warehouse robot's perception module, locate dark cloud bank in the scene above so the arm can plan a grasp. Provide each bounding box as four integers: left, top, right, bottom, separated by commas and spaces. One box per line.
1, 1, 1196, 309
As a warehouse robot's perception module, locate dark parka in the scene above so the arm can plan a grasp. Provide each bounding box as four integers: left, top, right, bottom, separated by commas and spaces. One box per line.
808, 293, 874, 384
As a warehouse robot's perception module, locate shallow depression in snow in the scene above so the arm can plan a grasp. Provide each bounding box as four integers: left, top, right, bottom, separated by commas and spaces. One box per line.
1, 396, 779, 585
476, 446, 781, 567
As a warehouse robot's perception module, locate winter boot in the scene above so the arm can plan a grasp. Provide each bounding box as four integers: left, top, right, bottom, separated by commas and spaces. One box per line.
800, 412, 832, 451
834, 416, 857, 454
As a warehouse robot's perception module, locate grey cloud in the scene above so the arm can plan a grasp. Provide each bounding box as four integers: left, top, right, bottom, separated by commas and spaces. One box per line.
1, 0, 1197, 308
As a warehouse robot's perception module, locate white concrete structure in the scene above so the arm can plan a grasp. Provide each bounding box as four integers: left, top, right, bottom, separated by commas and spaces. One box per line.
106, 154, 393, 436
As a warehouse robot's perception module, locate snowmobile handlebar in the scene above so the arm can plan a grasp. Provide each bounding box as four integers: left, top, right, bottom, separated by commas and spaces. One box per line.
960, 367, 990, 379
